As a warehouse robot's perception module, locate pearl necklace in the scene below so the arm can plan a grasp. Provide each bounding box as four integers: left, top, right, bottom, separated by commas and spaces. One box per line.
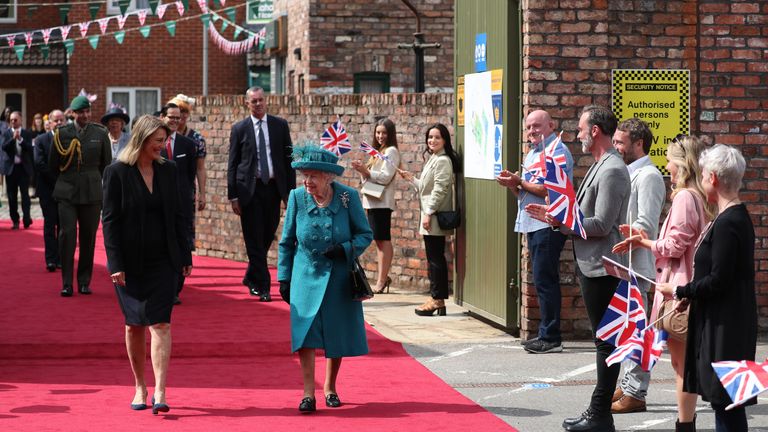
312, 189, 332, 208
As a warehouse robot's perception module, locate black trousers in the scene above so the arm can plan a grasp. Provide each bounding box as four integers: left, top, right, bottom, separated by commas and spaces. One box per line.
176, 201, 196, 295
58, 201, 101, 287
578, 272, 621, 416
6, 167, 31, 225
38, 190, 60, 265
424, 235, 449, 300
240, 180, 281, 292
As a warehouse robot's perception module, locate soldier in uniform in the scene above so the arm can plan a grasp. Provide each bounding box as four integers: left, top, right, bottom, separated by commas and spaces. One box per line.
49, 95, 111, 297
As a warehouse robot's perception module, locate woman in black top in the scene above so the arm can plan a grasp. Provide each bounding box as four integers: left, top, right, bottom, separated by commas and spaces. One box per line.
102, 115, 193, 415
658, 144, 756, 432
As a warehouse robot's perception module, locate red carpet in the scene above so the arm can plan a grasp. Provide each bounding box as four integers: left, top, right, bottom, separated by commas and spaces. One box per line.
0, 220, 515, 431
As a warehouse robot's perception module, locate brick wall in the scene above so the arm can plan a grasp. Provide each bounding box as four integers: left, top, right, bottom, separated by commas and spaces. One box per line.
0, 74, 64, 128
522, 0, 768, 338
189, 92, 454, 291
273, 0, 453, 94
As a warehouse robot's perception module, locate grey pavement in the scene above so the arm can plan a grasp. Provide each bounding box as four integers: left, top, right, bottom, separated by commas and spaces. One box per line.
364, 291, 768, 432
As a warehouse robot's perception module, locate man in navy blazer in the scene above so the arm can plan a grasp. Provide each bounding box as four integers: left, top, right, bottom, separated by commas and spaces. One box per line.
161, 103, 198, 303
227, 86, 296, 302
1, 111, 36, 230
34, 109, 66, 270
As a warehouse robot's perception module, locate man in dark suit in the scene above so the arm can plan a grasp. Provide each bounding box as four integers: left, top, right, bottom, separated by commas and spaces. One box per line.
228, 86, 296, 302
1, 111, 35, 230
161, 103, 197, 304
34, 109, 66, 271
49, 95, 112, 297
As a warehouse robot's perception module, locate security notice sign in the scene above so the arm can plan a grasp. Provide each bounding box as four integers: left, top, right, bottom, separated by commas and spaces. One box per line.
611, 69, 690, 175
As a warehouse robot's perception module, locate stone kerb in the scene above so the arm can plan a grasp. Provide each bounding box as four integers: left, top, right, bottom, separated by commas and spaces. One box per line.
189, 93, 454, 292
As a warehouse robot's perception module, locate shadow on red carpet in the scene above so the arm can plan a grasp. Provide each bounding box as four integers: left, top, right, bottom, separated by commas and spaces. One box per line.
0, 220, 516, 431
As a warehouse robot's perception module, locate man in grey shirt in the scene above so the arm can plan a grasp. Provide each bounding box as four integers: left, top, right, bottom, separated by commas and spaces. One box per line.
609, 118, 665, 414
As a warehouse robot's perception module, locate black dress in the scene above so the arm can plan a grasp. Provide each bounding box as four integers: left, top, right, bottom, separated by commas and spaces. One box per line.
678, 204, 757, 407
114, 170, 178, 325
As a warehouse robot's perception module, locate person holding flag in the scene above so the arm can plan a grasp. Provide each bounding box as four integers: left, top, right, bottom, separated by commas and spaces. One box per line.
613, 135, 712, 431
351, 118, 401, 294
496, 109, 573, 354
656, 145, 756, 432
528, 105, 630, 432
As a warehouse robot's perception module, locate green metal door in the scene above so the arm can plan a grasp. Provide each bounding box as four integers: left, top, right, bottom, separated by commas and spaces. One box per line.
453, 0, 520, 329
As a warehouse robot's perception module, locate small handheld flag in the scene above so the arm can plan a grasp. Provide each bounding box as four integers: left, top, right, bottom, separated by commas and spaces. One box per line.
320, 119, 351, 156
541, 133, 586, 239
606, 327, 667, 372
712, 359, 768, 410
596, 272, 647, 347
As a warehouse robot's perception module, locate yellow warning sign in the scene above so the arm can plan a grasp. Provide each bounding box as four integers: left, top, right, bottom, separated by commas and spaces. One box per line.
457, 75, 465, 127
611, 69, 690, 175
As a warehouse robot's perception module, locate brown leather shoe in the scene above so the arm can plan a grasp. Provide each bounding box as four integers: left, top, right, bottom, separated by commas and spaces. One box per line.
611, 387, 624, 403
611, 394, 646, 414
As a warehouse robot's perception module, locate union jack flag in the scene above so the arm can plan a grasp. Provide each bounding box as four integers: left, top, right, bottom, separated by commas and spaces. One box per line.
320, 119, 351, 156
596, 272, 647, 347
542, 134, 586, 239
712, 358, 768, 410
606, 327, 667, 372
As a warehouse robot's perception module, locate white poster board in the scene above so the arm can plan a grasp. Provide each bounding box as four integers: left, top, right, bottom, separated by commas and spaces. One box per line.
463, 70, 502, 180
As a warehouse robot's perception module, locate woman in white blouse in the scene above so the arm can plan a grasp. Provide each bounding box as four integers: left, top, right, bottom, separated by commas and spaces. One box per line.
351, 118, 401, 294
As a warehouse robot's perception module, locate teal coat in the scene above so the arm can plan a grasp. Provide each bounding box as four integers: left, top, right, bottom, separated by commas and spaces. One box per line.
278, 182, 373, 357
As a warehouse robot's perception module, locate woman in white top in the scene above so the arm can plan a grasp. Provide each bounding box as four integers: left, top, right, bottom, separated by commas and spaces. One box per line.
351, 118, 401, 293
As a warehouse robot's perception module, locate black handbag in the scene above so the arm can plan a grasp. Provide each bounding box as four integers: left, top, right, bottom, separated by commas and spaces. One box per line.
436, 181, 461, 230
350, 257, 374, 301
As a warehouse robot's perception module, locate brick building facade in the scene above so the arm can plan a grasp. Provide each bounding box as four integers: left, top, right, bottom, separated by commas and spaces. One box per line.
273, 0, 453, 94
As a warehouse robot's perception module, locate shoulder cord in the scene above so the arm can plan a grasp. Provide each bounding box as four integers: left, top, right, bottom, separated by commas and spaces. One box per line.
52, 128, 82, 172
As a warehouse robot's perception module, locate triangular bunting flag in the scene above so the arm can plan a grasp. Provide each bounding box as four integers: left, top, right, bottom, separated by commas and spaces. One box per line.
258, 37, 265, 51
138, 9, 148, 26
42, 28, 52, 45
14, 45, 24, 61
220, 0, 225, 5
6, 35, 15, 49
176, 1, 186, 16
157, 4, 169, 19
233, 26, 242, 39
41, 44, 50, 59
181, 0, 189, 12
88, 2, 101, 20
114, 30, 126, 44
63, 40, 75, 56
58, 4, 72, 24
220, 19, 228, 33
226, 8, 236, 23
25, 32, 33, 49
59, 25, 71, 41
78, 22, 91, 38
118, 0, 131, 15
212, 0, 220, 7
117, 14, 128, 29
165, 21, 176, 36
201, 13, 211, 26
88, 35, 100, 49
26, 5, 38, 18
148, 0, 160, 14
197, 0, 208, 13
139, 26, 151, 38
98, 18, 110, 35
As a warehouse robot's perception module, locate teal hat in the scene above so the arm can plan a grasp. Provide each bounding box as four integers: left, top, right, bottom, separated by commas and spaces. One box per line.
291, 143, 344, 176
69, 95, 91, 111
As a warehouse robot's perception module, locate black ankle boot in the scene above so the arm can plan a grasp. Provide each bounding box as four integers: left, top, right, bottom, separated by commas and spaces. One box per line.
675, 415, 696, 432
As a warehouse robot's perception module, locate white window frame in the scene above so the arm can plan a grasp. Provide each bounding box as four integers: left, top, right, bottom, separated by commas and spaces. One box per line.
106, 0, 151, 16
0, 0, 18, 23
106, 86, 161, 124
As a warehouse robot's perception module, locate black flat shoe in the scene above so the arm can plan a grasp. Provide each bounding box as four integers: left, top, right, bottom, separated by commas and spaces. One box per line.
78, 285, 92, 295
299, 397, 316, 413
46, 263, 57, 272
564, 410, 614, 432
260, 291, 272, 302
60, 285, 73, 297
325, 393, 341, 408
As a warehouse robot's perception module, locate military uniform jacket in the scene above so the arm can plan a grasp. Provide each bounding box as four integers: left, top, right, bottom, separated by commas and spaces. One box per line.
48, 122, 112, 204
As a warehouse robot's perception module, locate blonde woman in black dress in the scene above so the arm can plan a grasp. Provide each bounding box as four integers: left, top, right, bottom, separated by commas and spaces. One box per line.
102, 115, 192, 414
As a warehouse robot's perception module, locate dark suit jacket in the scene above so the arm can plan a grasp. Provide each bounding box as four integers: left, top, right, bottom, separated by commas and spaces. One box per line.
102, 160, 192, 276
227, 114, 295, 207
34, 131, 58, 197
1, 128, 35, 177
161, 133, 197, 219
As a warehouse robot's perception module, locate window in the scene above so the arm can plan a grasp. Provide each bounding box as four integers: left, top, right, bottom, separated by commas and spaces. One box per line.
298, 74, 305, 95
1, 89, 25, 121
354, 72, 390, 94
106, 0, 150, 16
0, 0, 17, 23
107, 87, 160, 129
287, 70, 295, 94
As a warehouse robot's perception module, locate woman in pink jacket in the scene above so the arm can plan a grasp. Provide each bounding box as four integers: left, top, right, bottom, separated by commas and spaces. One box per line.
613, 135, 714, 431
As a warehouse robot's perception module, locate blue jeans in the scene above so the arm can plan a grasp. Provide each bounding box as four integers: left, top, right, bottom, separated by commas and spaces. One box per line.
714, 405, 747, 432
527, 228, 567, 344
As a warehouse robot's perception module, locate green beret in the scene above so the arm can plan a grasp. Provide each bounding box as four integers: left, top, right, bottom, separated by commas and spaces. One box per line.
70, 95, 91, 111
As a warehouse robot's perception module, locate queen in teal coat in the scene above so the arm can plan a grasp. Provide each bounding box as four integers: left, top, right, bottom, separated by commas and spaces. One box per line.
277, 144, 373, 413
